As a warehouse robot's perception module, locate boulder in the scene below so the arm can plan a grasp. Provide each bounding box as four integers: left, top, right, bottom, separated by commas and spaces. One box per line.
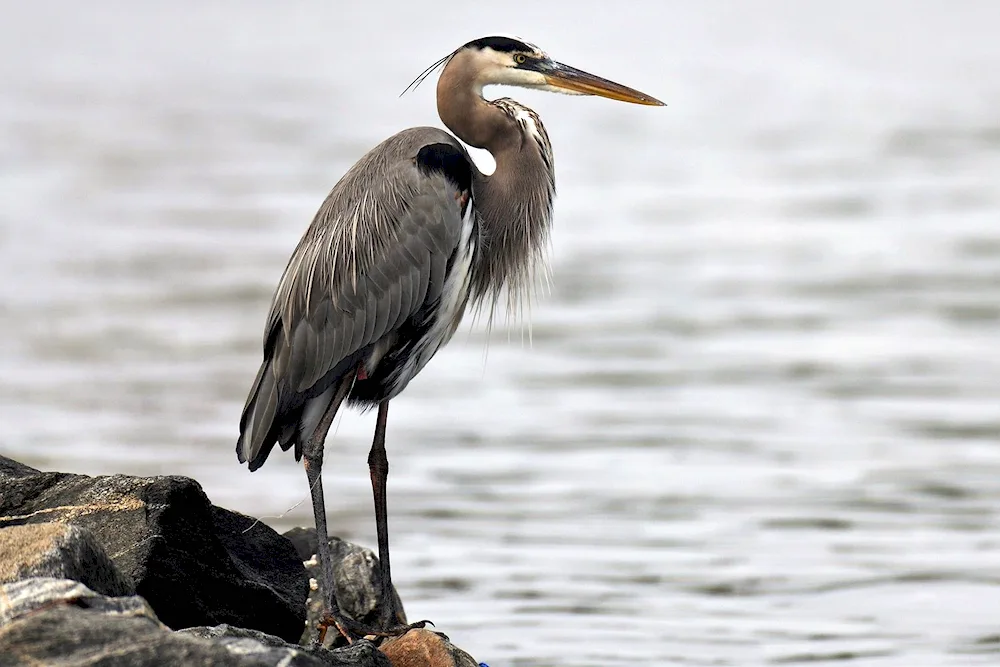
0, 457, 40, 480
0, 578, 388, 667
0, 455, 307, 642
0, 522, 132, 596
379, 629, 481, 667
283, 528, 405, 645
283, 526, 322, 562
0, 457, 484, 666
0, 577, 156, 627
181, 625, 391, 667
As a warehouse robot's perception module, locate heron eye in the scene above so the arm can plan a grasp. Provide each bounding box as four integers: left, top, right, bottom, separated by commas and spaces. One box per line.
514, 54, 526, 65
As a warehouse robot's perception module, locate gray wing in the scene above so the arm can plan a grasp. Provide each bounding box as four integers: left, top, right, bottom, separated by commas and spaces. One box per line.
238, 128, 471, 470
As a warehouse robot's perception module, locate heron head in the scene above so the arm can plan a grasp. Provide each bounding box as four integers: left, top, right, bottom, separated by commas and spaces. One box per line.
406, 35, 664, 107
460, 35, 664, 106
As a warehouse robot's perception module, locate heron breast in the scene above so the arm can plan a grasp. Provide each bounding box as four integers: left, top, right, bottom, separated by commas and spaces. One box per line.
354, 193, 477, 404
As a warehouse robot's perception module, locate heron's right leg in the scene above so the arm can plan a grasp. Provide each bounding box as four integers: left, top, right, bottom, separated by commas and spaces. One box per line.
368, 401, 396, 630
367, 401, 431, 636
302, 379, 357, 646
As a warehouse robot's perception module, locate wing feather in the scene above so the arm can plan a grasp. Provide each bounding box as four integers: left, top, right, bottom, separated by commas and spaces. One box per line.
412, 250, 431, 309
384, 279, 403, 333
362, 284, 378, 343
237, 128, 473, 469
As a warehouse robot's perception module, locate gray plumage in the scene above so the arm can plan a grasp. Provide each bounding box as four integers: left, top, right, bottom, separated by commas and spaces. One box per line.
238, 128, 477, 470
237, 92, 560, 471
234, 35, 663, 640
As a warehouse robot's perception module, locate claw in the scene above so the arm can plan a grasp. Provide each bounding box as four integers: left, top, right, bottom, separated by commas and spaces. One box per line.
365, 619, 436, 640
319, 614, 437, 646
317, 612, 369, 646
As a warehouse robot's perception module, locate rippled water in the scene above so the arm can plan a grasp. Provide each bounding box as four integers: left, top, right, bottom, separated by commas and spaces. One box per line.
3, 2, 1000, 665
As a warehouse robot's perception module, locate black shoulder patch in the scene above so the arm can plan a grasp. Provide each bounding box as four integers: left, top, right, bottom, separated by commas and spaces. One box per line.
463, 36, 532, 54
416, 143, 473, 193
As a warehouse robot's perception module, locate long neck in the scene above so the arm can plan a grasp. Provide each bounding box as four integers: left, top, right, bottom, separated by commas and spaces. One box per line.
437, 55, 556, 320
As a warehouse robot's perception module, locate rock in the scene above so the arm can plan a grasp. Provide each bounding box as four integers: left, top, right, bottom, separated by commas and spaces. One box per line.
181, 625, 392, 667
379, 630, 481, 667
0, 577, 157, 627
0, 522, 133, 596
212, 506, 311, 639
285, 537, 487, 665
284, 525, 321, 561
0, 455, 308, 642
0, 578, 388, 667
284, 528, 405, 645
0, 457, 39, 480
0, 458, 482, 665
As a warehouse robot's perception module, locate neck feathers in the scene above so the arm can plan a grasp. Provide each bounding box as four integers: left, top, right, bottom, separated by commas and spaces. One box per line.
469, 99, 555, 322
437, 53, 557, 324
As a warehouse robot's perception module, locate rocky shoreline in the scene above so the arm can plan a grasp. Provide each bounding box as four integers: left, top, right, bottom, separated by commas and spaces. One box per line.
0, 455, 479, 667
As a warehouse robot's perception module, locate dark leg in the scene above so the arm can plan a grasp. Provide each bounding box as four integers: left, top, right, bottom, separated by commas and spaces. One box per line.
368, 401, 397, 630
303, 380, 358, 646
304, 453, 350, 644
311, 395, 428, 644
366, 403, 435, 638
366, 401, 433, 637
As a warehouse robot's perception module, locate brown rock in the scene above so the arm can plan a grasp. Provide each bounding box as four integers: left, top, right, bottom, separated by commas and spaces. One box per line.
0, 455, 308, 642
0, 522, 133, 596
378, 629, 480, 667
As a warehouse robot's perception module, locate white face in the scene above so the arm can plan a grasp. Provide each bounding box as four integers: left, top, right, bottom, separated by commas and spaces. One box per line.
468, 44, 551, 91
465, 44, 593, 97
433, 35, 664, 108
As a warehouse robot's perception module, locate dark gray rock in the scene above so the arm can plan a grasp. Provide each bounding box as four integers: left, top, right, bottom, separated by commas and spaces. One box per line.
284, 525, 320, 561
181, 625, 392, 667
0, 578, 387, 667
0, 522, 133, 596
0, 577, 155, 627
283, 528, 405, 646
0, 457, 39, 480
0, 455, 308, 641
0, 458, 481, 665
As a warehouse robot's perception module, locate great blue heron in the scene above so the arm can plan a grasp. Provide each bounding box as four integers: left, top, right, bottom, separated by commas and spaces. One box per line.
237, 35, 663, 642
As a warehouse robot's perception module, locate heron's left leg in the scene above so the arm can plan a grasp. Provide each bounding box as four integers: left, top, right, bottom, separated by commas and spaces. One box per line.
361, 400, 433, 638
368, 400, 399, 630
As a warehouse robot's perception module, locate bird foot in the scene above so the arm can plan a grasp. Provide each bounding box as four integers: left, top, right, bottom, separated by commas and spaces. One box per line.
318, 613, 434, 646
366, 619, 435, 640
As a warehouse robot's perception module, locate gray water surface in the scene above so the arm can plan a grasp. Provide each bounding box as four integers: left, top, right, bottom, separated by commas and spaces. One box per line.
3, 2, 1000, 665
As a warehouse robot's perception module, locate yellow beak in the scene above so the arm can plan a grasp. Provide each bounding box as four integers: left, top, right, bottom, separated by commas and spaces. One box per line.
543, 61, 665, 106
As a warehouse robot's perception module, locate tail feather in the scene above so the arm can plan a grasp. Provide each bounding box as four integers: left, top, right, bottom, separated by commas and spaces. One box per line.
237, 359, 280, 471
238, 360, 356, 471
239, 323, 366, 471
